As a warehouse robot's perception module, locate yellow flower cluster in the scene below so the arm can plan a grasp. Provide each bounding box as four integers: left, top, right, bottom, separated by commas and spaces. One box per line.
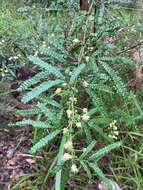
81, 108, 90, 121
63, 153, 72, 161
0, 39, 5, 45
73, 38, 80, 43
108, 120, 119, 139
66, 109, 73, 118
8, 54, 21, 61
82, 80, 88, 87
62, 152, 79, 174
64, 140, 73, 151
71, 164, 79, 174
0, 68, 8, 77
55, 88, 62, 94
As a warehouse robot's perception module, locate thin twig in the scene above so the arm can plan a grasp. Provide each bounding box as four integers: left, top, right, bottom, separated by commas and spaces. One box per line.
117, 41, 143, 55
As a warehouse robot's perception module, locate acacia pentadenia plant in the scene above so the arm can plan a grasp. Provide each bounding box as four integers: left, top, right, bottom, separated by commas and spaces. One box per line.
11, 2, 137, 190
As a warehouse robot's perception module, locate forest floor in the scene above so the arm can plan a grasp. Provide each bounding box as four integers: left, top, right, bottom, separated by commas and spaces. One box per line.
0, 127, 32, 190
0, 72, 37, 190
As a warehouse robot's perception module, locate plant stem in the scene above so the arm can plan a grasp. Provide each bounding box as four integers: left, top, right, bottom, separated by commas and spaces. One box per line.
33, 114, 41, 143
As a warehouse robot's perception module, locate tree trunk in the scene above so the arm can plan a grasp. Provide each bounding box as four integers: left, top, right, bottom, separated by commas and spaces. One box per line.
80, 0, 90, 11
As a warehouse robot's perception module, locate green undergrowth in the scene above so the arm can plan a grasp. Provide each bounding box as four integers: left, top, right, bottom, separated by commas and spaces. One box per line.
0, 1, 143, 190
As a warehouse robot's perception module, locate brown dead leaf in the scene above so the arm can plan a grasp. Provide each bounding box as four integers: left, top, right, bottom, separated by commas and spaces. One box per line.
98, 181, 122, 190
25, 158, 36, 165
98, 183, 108, 190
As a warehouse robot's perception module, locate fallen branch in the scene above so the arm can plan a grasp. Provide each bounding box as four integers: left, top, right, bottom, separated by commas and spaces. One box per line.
117, 40, 143, 55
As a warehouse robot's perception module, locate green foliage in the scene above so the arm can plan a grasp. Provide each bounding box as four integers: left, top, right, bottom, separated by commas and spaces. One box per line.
79, 140, 96, 160
89, 163, 112, 189
14, 119, 52, 128
100, 61, 127, 96
30, 129, 61, 154
39, 47, 66, 63
39, 95, 62, 108
5, 1, 143, 190
28, 56, 65, 79
17, 70, 50, 91
70, 63, 85, 83
21, 79, 64, 103
80, 160, 92, 180
90, 141, 122, 161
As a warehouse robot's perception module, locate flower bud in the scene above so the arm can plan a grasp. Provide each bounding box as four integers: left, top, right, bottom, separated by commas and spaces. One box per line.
71, 164, 79, 174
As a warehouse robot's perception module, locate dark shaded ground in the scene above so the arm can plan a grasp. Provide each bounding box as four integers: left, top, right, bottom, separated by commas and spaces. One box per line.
0, 124, 35, 190
0, 71, 36, 190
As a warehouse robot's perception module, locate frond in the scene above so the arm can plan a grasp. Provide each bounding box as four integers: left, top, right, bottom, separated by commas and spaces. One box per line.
39, 47, 66, 63
79, 140, 96, 159
21, 79, 64, 103
100, 61, 127, 96
17, 70, 49, 91
28, 56, 64, 79
39, 95, 62, 108
16, 107, 41, 116
47, 35, 66, 52
70, 63, 85, 83
80, 161, 92, 179
30, 129, 61, 154
14, 119, 52, 128
89, 163, 112, 189
87, 90, 107, 116
90, 141, 122, 161
37, 102, 56, 119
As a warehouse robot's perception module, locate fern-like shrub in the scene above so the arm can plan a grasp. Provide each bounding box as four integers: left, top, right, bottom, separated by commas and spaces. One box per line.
12, 2, 136, 190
